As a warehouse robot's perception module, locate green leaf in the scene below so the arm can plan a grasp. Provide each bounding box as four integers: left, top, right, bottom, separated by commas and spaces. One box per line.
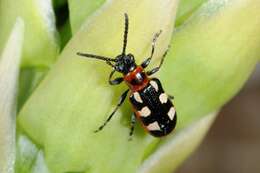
15, 134, 39, 173
160, 0, 260, 129
139, 1, 260, 170
18, 0, 179, 172
144, 1, 260, 171
0, 18, 24, 173
0, 0, 59, 67
0, 0, 61, 109
15, 132, 50, 173
30, 151, 50, 173
138, 112, 217, 173
68, 0, 106, 34
52, 0, 67, 9
58, 20, 72, 50
17, 0, 260, 172
18, 68, 48, 110
175, 0, 208, 26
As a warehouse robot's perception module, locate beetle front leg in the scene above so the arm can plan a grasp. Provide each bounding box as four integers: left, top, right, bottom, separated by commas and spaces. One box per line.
109, 69, 124, 85
141, 30, 162, 69
94, 89, 129, 133
147, 47, 169, 76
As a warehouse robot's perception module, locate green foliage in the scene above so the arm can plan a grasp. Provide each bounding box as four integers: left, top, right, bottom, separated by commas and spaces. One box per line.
175, 0, 208, 26
0, 0, 259, 173
0, 18, 24, 173
0, 0, 60, 110
18, 1, 178, 172
160, 0, 260, 129
0, 0, 59, 67
68, 0, 105, 34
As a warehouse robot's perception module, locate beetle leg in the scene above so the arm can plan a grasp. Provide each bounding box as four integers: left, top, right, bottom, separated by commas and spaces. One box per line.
109, 70, 124, 85
128, 113, 137, 141
168, 94, 174, 100
141, 30, 162, 68
147, 47, 169, 76
94, 89, 129, 133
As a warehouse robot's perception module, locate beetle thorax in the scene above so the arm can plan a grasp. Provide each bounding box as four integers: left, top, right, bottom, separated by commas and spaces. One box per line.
123, 66, 149, 91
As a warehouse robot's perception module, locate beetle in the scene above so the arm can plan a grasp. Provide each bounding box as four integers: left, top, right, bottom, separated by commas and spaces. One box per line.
77, 13, 177, 138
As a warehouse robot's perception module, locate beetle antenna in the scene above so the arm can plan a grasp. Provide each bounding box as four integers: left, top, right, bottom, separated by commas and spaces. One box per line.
122, 13, 129, 55
77, 52, 116, 68
77, 52, 116, 62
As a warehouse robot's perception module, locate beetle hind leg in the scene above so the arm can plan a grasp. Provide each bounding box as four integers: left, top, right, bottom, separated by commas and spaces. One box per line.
128, 113, 137, 141
168, 94, 174, 100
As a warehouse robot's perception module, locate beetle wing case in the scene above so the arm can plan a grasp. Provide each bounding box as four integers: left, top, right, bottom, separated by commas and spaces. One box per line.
129, 78, 177, 137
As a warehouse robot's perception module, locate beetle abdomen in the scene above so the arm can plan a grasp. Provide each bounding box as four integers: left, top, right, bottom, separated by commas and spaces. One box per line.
129, 78, 177, 137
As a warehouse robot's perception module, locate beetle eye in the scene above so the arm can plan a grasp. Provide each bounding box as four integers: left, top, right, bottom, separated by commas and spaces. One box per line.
128, 54, 134, 61
130, 55, 133, 60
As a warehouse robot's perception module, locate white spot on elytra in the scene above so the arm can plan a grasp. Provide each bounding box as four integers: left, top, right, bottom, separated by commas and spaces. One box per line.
159, 93, 168, 104
150, 80, 158, 92
147, 121, 161, 131
139, 106, 151, 117
168, 107, 176, 120
133, 92, 143, 103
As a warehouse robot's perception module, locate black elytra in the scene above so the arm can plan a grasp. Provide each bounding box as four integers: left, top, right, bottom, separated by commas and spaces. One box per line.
77, 13, 177, 138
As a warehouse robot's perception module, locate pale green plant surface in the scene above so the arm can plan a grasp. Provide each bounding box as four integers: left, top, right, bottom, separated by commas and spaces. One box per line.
18, 0, 260, 172
69, 0, 105, 34
68, 0, 209, 34
137, 1, 260, 171
15, 134, 40, 173
175, 0, 208, 26
0, 0, 59, 67
0, 0, 61, 110
18, 68, 49, 110
0, 18, 24, 173
159, 0, 260, 129
18, 1, 178, 173
138, 112, 217, 173
0, 0, 258, 172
